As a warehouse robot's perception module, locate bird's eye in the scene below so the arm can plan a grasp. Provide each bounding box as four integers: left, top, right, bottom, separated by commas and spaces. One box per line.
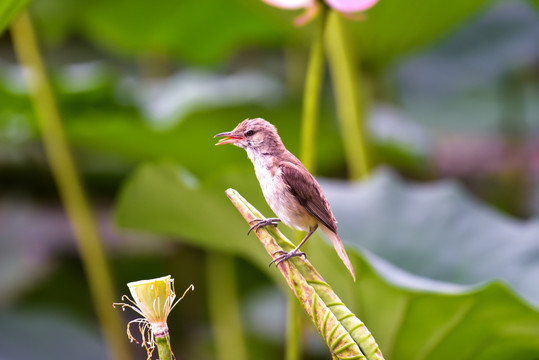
244, 130, 255, 137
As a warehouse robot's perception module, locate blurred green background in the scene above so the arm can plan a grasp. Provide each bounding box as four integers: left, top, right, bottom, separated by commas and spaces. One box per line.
1, 0, 539, 359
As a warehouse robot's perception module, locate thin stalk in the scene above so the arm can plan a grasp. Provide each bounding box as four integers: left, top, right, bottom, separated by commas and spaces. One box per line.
155, 334, 173, 360
293, 9, 329, 359
300, 5, 328, 173
10, 11, 130, 360
206, 253, 248, 360
285, 291, 302, 360
325, 11, 370, 180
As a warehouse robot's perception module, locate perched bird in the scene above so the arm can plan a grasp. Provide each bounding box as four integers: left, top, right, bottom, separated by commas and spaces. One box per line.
215, 118, 355, 281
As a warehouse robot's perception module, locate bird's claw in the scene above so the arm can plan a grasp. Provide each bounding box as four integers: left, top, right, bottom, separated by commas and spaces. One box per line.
247, 218, 280, 235
268, 250, 307, 267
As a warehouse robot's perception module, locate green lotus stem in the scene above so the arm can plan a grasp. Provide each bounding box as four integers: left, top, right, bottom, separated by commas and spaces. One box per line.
300, 4, 328, 173
295, 10, 330, 358
226, 189, 385, 360
10, 11, 130, 360
206, 252, 248, 360
155, 334, 173, 360
325, 11, 370, 180
285, 291, 302, 360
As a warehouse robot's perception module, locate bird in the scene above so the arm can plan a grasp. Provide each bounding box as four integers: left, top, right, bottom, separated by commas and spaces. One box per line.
214, 118, 355, 281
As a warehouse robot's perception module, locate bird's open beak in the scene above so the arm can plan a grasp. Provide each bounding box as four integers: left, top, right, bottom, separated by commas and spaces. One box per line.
214, 132, 243, 146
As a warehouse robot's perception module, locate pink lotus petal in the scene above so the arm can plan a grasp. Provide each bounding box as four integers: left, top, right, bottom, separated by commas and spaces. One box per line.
325, 0, 379, 13
261, 0, 314, 10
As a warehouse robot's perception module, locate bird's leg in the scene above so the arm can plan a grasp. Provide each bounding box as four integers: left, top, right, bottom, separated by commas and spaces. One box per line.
269, 225, 318, 267
248, 218, 281, 235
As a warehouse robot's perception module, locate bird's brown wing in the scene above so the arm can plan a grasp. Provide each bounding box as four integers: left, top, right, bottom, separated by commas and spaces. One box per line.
280, 160, 356, 281
279, 161, 337, 233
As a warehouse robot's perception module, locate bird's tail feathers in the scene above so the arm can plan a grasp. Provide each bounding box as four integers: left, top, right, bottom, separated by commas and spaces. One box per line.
320, 226, 356, 282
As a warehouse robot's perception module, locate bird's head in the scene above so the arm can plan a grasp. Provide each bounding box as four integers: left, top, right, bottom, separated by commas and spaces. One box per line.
214, 118, 282, 152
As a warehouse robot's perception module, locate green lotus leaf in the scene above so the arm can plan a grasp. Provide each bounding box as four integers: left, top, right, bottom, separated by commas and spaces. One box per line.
0, 0, 29, 35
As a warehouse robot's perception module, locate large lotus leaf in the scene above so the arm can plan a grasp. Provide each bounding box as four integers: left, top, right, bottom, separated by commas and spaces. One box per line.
352, 255, 539, 359
114, 163, 539, 359
65, 104, 346, 178
0, 0, 29, 35
30, 0, 298, 64
350, 0, 493, 69
321, 168, 539, 308
115, 162, 269, 260
395, 1, 539, 133
0, 84, 344, 176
